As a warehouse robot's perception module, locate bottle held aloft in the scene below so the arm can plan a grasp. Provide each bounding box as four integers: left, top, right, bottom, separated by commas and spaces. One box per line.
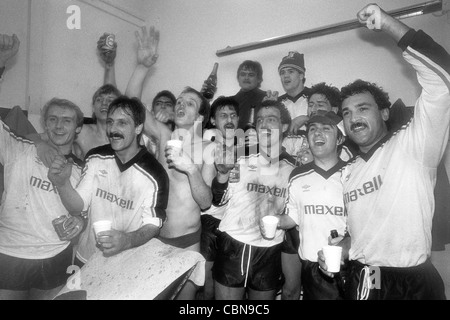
202, 62, 219, 100
243, 105, 258, 154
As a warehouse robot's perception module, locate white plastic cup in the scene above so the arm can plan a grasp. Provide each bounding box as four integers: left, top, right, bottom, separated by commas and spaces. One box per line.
166, 139, 183, 149
262, 215, 279, 239
93, 220, 112, 238
166, 140, 183, 155
322, 245, 343, 273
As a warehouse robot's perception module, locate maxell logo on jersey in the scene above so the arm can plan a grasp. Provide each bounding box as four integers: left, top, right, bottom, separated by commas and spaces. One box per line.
247, 183, 287, 198
96, 188, 134, 210
304, 205, 346, 216
30, 176, 57, 193
344, 175, 383, 204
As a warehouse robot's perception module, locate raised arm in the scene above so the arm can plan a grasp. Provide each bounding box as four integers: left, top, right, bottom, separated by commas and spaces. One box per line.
0, 33, 20, 80
125, 26, 159, 99
357, 4, 410, 41
0, 33, 19, 68
97, 33, 118, 87
124, 26, 168, 144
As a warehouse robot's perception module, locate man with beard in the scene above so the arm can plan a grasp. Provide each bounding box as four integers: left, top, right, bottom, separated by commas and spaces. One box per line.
211, 100, 296, 300
318, 4, 448, 300
48, 96, 169, 267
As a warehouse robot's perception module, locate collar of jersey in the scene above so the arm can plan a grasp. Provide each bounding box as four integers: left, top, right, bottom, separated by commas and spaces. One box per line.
311, 159, 346, 179
357, 131, 393, 162
279, 87, 310, 103
114, 147, 147, 172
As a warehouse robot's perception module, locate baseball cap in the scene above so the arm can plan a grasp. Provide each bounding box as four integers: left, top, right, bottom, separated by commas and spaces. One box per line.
278, 51, 305, 74
307, 110, 345, 134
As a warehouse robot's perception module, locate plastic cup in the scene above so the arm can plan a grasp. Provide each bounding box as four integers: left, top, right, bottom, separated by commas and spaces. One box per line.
166, 139, 183, 149
166, 140, 183, 155
93, 220, 112, 238
262, 215, 279, 239
322, 245, 342, 273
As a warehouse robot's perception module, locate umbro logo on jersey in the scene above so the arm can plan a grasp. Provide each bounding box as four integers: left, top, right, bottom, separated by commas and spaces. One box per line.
30, 176, 57, 193
302, 185, 311, 191
344, 175, 383, 204
248, 164, 258, 171
247, 183, 287, 198
98, 170, 108, 177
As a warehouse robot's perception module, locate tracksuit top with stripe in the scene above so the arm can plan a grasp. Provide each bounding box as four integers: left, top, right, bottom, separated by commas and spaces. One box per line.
213, 151, 296, 247
285, 160, 347, 262
0, 120, 82, 259
76, 144, 169, 263
341, 29, 450, 267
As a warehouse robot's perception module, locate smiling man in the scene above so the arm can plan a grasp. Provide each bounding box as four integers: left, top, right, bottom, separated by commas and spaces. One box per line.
0, 98, 85, 300
276, 110, 347, 300
317, 4, 449, 300
48, 96, 169, 267
211, 100, 296, 300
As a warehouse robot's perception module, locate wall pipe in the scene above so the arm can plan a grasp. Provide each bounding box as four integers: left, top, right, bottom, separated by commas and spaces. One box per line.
216, 0, 443, 57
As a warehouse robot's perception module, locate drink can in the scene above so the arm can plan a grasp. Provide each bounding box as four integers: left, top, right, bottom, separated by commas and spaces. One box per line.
102, 34, 115, 51
52, 215, 69, 240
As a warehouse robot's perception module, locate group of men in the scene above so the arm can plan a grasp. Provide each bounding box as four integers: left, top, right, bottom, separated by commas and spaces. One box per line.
0, 3, 449, 301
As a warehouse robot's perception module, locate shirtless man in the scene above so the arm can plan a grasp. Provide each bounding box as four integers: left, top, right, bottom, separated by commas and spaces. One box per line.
126, 27, 212, 251
140, 86, 212, 300
156, 87, 212, 250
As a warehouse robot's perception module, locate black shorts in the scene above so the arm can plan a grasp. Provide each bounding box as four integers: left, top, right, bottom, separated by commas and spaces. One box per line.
213, 232, 283, 291
0, 245, 73, 291
345, 259, 446, 300
301, 259, 344, 300
200, 214, 221, 261
281, 226, 300, 254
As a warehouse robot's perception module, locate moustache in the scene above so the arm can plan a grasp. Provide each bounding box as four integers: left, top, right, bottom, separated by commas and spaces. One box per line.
108, 132, 125, 139
350, 122, 367, 131
224, 123, 235, 130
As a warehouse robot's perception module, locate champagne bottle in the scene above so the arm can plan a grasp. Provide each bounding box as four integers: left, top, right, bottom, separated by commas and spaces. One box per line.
244, 105, 256, 132
202, 62, 219, 100
244, 105, 257, 154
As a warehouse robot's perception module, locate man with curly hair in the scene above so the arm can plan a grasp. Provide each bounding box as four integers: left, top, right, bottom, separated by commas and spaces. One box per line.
318, 4, 448, 300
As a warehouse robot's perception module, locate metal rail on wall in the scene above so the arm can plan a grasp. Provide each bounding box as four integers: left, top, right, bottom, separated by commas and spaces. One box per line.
216, 0, 444, 57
